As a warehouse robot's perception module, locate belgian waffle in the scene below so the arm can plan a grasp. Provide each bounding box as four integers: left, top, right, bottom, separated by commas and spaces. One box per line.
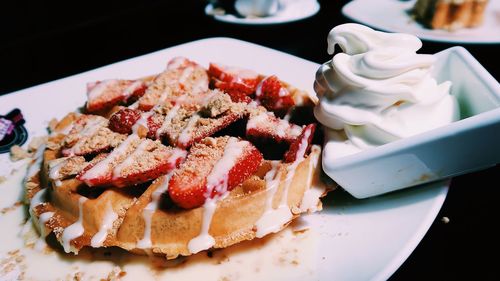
24, 57, 333, 259
412, 0, 489, 30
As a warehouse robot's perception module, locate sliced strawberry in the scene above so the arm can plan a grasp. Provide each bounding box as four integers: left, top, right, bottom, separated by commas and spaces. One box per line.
86, 79, 147, 113
255, 75, 295, 113
166, 56, 199, 70
137, 63, 209, 111
283, 124, 316, 163
61, 115, 126, 157
246, 111, 303, 143
168, 137, 263, 209
208, 63, 259, 100
108, 108, 142, 134
211, 78, 253, 103
77, 136, 186, 187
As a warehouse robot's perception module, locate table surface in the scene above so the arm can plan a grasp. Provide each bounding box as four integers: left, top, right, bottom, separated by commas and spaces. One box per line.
1, 0, 498, 280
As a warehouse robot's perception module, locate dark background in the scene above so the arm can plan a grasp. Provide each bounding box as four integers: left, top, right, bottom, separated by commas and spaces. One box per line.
1, 0, 498, 280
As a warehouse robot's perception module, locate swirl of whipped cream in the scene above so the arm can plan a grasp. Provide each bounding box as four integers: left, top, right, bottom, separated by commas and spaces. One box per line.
314, 24, 459, 158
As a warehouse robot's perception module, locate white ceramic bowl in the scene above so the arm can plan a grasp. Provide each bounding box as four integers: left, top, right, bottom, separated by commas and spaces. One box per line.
321, 46, 500, 199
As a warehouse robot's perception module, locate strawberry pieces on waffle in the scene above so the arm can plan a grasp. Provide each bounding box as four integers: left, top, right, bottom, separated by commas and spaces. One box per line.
208, 63, 260, 103
168, 137, 263, 209
61, 115, 126, 157
255, 75, 295, 114
284, 124, 316, 163
137, 57, 209, 111
246, 110, 303, 144
77, 135, 187, 187
108, 108, 142, 134
86, 79, 147, 113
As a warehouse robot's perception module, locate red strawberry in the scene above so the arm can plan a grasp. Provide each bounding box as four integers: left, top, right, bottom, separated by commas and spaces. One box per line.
284, 124, 316, 163
167, 56, 199, 70
86, 79, 147, 113
108, 108, 142, 134
168, 137, 263, 209
255, 75, 295, 113
211, 78, 253, 103
208, 63, 260, 99
246, 111, 303, 144
77, 137, 186, 187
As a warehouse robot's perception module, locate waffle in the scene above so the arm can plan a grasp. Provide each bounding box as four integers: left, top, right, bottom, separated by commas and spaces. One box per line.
24, 57, 333, 259
412, 0, 489, 30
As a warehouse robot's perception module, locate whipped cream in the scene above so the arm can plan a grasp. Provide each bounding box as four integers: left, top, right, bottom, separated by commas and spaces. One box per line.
314, 23, 459, 159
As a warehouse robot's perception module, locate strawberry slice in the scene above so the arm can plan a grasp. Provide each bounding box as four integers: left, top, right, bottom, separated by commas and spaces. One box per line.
77, 136, 186, 187
86, 79, 147, 113
255, 75, 295, 113
137, 63, 209, 111
246, 111, 303, 143
168, 137, 263, 209
283, 124, 316, 163
167, 56, 199, 70
208, 62, 260, 101
211, 78, 253, 103
108, 108, 142, 134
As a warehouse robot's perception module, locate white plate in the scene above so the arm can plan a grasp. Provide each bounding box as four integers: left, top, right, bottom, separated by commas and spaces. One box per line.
342, 0, 500, 44
0, 38, 448, 281
205, 0, 320, 25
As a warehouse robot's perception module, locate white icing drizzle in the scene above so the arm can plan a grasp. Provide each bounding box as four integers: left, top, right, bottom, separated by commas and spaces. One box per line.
187, 197, 218, 254
156, 98, 184, 139
61, 196, 88, 253
254, 127, 312, 238
80, 134, 139, 183
30, 188, 48, 211
48, 157, 67, 184
276, 119, 290, 138
299, 146, 323, 213
179, 66, 194, 85
132, 111, 154, 135
88, 80, 118, 101
90, 201, 118, 248
112, 138, 148, 180
178, 114, 200, 146
188, 138, 246, 254
38, 212, 55, 238
136, 173, 172, 249
122, 80, 143, 100
246, 112, 268, 130
25, 143, 46, 181
67, 117, 107, 156
255, 161, 291, 238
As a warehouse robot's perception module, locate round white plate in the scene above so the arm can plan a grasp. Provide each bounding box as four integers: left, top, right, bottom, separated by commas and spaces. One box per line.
342, 0, 500, 44
0, 38, 448, 281
205, 0, 320, 25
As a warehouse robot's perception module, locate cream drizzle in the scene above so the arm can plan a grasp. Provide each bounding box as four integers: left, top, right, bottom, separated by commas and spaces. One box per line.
87, 80, 118, 101
131, 111, 154, 135
112, 139, 148, 180
61, 196, 88, 253
178, 114, 200, 146
136, 173, 172, 249
67, 117, 107, 156
188, 138, 246, 254
79, 134, 139, 184
254, 127, 312, 237
90, 201, 118, 248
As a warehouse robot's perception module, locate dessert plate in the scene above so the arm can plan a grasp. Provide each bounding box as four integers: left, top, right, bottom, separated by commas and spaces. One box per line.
0, 38, 447, 281
342, 0, 500, 44
205, 0, 320, 25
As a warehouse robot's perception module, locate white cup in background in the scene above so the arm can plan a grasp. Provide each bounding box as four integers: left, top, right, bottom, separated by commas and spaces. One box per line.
234, 0, 280, 17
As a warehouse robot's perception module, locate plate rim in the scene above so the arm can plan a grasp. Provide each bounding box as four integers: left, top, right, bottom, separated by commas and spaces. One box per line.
341, 0, 500, 44
204, 0, 320, 25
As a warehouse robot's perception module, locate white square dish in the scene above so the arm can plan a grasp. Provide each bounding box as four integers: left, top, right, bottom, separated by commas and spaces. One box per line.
322, 46, 500, 199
